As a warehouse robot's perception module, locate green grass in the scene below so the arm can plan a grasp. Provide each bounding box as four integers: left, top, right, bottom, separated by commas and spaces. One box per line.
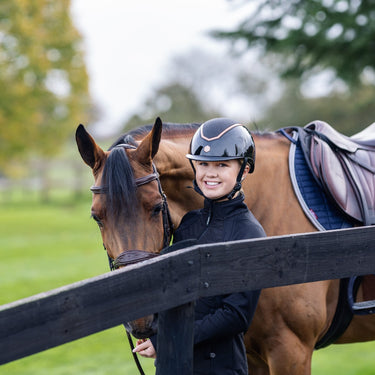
1, 196, 375, 374
0, 196, 155, 375
312, 342, 375, 375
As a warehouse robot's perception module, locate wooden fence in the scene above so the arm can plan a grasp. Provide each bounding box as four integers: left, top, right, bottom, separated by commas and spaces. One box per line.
1, 226, 375, 374
0, 158, 91, 203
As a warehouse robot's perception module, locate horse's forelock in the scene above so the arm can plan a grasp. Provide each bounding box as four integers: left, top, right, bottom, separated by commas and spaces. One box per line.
101, 147, 138, 220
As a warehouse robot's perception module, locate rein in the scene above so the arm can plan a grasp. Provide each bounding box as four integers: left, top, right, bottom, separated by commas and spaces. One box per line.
90, 144, 174, 375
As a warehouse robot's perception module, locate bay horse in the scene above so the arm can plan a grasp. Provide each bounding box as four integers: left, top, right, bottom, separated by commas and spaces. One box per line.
75, 117, 375, 375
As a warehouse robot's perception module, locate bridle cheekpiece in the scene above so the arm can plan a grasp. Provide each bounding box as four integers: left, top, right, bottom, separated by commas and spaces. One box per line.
90, 144, 173, 270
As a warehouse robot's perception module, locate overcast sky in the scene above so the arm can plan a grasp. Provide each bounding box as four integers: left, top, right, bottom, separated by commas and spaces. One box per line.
70, 0, 253, 136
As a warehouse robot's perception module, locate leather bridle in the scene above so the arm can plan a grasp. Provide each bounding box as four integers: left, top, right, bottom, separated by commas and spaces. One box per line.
90, 145, 174, 375
90, 144, 173, 270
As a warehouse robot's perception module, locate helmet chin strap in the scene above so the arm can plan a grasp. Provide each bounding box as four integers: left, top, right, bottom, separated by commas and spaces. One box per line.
225, 159, 247, 200
191, 159, 248, 201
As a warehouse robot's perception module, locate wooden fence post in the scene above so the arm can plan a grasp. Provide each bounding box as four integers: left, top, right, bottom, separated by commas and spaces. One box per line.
156, 302, 195, 375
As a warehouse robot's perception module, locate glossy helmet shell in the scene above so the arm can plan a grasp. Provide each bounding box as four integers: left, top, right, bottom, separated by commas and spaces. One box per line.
186, 118, 255, 172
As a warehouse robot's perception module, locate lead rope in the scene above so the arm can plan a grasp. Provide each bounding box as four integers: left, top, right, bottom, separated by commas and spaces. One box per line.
106, 252, 146, 374
106, 249, 147, 375
126, 331, 146, 375
100, 160, 173, 375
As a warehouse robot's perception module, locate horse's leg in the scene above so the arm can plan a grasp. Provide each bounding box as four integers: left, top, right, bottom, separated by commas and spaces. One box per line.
335, 283, 375, 343
338, 314, 375, 343
245, 280, 339, 375
265, 331, 313, 375
246, 319, 314, 375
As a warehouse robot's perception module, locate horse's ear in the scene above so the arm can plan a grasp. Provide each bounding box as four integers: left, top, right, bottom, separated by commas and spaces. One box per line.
150, 117, 163, 158
135, 117, 162, 164
75, 124, 105, 169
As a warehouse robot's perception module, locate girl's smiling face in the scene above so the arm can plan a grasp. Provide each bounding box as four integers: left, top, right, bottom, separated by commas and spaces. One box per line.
194, 159, 249, 200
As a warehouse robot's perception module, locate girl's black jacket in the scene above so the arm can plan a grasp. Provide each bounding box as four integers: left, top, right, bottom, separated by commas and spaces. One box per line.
152, 192, 266, 374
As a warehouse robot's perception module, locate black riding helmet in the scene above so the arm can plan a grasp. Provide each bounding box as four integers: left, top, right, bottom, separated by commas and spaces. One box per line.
186, 118, 256, 200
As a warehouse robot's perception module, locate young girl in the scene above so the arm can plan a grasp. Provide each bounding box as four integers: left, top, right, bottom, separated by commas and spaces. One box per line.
133, 118, 266, 374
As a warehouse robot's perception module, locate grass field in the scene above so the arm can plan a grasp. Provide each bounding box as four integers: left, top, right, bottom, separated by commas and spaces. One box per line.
1, 194, 375, 374
0, 195, 155, 375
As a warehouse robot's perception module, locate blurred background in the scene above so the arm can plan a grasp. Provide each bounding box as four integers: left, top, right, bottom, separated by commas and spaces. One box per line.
2, 0, 375, 202
1, 0, 375, 374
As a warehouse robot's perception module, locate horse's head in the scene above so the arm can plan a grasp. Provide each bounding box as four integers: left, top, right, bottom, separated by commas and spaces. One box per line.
75, 117, 172, 338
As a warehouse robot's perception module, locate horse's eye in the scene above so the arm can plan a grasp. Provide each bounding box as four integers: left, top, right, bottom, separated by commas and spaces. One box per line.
91, 214, 104, 228
152, 203, 163, 217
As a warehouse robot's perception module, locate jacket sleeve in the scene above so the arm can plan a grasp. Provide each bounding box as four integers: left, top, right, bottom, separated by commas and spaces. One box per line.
149, 334, 158, 351
193, 290, 260, 345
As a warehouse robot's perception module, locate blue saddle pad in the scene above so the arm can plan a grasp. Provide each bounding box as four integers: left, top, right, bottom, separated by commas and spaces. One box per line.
289, 134, 354, 230
289, 131, 372, 336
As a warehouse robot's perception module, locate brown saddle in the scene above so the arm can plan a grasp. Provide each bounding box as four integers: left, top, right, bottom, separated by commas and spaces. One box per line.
297, 120, 375, 225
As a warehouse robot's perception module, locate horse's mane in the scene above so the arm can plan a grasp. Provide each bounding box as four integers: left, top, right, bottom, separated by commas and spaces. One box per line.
108, 122, 281, 150
101, 122, 277, 221
101, 146, 138, 221
103, 123, 201, 221
109, 123, 201, 149
252, 129, 281, 138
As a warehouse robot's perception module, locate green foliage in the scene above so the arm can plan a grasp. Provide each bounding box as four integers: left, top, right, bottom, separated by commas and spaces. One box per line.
0, 0, 92, 176
123, 82, 220, 132
259, 80, 375, 135
122, 48, 270, 132
215, 0, 375, 85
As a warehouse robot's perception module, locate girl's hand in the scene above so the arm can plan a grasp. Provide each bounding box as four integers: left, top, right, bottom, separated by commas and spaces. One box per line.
132, 339, 156, 359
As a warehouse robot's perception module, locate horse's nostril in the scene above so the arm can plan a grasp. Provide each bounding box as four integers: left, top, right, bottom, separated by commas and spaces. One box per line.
124, 315, 157, 339
112, 250, 159, 268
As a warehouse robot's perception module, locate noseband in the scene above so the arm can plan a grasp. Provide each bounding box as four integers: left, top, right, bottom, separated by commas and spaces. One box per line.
90, 144, 173, 270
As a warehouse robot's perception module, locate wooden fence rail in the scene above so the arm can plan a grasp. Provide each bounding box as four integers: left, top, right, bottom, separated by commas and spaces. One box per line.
1, 226, 375, 373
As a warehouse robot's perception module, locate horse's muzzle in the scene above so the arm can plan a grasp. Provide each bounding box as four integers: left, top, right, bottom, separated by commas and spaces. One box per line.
124, 314, 157, 339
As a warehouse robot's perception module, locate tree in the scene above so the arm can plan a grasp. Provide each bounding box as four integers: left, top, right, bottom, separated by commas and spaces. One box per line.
123, 82, 221, 131
122, 48, 281, 131
259, 79, 375, 135
214, 0, 375, 86
0, 0, 92, 176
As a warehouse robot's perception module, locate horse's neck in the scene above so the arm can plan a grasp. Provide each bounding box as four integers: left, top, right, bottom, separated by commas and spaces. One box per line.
244, 133, 315, 236
155, 131, 315, 235
155, 137, 203, 227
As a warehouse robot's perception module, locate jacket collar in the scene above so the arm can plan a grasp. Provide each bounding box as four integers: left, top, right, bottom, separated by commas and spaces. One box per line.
203, 192, 246, 220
